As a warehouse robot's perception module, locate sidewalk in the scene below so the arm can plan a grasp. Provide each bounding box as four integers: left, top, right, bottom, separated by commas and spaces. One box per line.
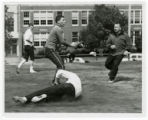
5, 57, 20, 65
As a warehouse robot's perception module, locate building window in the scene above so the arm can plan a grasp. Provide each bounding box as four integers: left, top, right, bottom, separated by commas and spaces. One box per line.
33, 11, 40, 25
72, 32, 79, 42
135, 10, 140, 24
33, 11, 54, 26
47, 20, 53, 25
41, 41, 46, 46
23, 20, 30, 25
34, 41, 40, 46
81, 11, 87, 25
34, 32, 49, 48
131, 10, 142, 24
40, 11, 46, 25
41, 20, 46, 25
47, 11, 54, 25
72, 11, 79, 26
24, 12, 29, 17
57, 11, 63, 16
23, 11, 30, 26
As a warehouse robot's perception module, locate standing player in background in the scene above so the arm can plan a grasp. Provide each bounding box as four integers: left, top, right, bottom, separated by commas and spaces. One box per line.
45, 15, 75, 85
105, 23, 132, 83
16, 23, 37, 74
13, 69, 82, 104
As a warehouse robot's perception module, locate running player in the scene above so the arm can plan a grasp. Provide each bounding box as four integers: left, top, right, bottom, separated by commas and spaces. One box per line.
16, 23, 37, 74
105, 23, 132, 83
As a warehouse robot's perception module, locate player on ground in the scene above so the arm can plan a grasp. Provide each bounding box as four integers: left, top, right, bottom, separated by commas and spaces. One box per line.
13, 70, 82, 104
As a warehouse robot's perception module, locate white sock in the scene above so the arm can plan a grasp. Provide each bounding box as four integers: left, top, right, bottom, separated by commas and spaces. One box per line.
18, 59, 26, 68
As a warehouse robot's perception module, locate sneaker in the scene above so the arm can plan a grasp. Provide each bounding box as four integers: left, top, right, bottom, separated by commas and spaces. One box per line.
31, 94, 47, 103
16, 68, 20, 74
12, 96, 27, 104
108, 79, 115, 83
30, 70, 37, 73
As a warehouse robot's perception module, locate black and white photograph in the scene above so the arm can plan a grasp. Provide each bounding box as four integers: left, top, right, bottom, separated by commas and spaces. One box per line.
1, 0, 148, 119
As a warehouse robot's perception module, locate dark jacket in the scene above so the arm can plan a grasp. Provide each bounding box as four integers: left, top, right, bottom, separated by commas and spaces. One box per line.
106, 32, 132, 56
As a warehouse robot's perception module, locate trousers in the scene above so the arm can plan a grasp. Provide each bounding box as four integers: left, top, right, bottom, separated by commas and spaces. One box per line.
25, 83, 75, 102
105, 54, 124, 80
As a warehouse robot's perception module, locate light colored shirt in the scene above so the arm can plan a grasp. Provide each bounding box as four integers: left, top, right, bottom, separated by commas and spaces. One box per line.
56, 69, 82, 98
23, 28, 33, 46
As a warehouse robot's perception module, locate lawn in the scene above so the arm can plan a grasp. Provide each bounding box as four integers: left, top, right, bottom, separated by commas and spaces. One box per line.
4, 57, 142, 113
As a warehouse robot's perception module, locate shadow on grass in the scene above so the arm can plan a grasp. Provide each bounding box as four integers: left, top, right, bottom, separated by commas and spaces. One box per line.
115, 76, 133, 82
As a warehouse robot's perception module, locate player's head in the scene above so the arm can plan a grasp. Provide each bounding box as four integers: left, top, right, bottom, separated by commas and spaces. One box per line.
28, 23, 34, 30
114, 23, 121, 33
55, 15, 66, 27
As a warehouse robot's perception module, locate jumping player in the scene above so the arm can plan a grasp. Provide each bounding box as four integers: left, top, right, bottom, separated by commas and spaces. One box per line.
45, 15, 74, 85
13, 69, 82, 104
16, 23, 37, 74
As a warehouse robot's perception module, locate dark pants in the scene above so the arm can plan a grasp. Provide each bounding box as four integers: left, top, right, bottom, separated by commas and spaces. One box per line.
45, 47, 65, 81
23, 45, 34, 61
45, 47, 65, 69
25, 83, 75, 103
68, 53, 75, 62
105, 54, 124, 80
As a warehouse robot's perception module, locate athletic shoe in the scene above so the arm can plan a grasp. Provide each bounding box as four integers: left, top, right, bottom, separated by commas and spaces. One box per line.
30, 70, 37, 73
12, 96, 27, 104
108, 79, 115, 83
31, 94, 47, 103
16, 68, 20, 74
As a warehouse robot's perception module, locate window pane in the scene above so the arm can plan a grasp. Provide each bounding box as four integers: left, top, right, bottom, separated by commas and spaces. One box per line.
47, 20, 53, 25
41, 20, 46, 25
34, 41, 40, 46
82, 11, 87, 18
24, 12, 29, 17
72, 32, 79, 42
57, 11, 63, 16
40, 11, 46, 19
72, 11, 79, 18
135, 10, 140, 23
24, 20, 29, 25
33, 11, 40, 18
34, 34, 39, 40
41, 41, 46, 46
131, 11, 134, 24
47, 11, 53, 19
34, 20, 39, 25
82, 19, 87, 24
72, 20, 78, 24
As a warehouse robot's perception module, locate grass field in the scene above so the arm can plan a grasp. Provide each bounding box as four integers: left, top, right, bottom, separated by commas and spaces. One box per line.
5, 57, 142, 113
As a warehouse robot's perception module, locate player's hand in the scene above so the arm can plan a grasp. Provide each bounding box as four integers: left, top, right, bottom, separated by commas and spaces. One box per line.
110, 45, 116, 49
123, 51, 130, 56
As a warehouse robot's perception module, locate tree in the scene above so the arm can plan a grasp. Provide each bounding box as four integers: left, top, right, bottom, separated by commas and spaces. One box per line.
80, 4, 128, 50
5, 5, 14, 56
